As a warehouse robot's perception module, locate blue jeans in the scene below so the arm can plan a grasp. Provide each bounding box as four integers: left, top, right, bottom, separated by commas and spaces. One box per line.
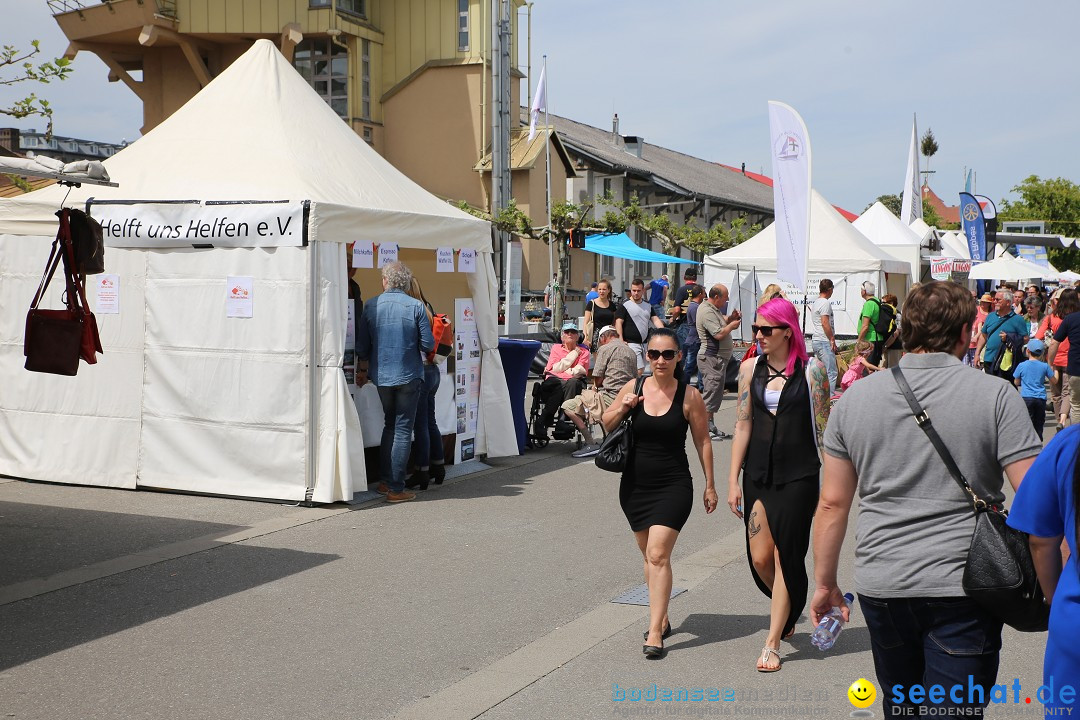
682, 341, 701, 388
859, 595, 1003, 717
377, 378, 422, 492
811, 339, 838, 391
412, 364, 445, 469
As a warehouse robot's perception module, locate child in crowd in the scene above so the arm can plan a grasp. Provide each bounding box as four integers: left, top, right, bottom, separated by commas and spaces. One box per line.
1013, 338, 1055, 441
839, 340, 881, 392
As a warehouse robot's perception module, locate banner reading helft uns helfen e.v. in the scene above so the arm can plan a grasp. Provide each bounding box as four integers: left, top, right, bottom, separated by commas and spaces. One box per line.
89, 201, 306, 248
768, 101, 812, 293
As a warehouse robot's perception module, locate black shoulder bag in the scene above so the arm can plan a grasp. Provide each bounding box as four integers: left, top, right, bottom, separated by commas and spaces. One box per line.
891, 367, 1049, 632
595, 375, 646, 473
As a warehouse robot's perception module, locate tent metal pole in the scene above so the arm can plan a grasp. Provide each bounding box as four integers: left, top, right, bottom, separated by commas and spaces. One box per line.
304, 230, 319, 505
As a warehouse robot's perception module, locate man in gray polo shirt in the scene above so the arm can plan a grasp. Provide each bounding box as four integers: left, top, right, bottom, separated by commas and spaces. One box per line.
697, 283, 741, 440
812, 281, 1040, 718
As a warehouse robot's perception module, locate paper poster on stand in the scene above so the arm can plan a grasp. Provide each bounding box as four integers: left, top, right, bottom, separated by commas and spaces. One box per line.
458, 248, 476, 273
436, 247, 454, 272
226, 276, 253, 318
352, 242, 374, 269
454, 298, 480, 463
377, 243, 398, 268
95, 274, 120, 314
344, 299, 356, 392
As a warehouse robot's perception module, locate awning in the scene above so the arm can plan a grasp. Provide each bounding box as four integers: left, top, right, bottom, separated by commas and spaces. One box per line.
583, 232, 697, 264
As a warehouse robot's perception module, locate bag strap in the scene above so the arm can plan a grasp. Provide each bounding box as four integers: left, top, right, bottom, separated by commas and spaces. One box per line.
58, 209, 92, 316
891, 367, 988, 511
29, 237, 65, 311
624, 374, 647, 426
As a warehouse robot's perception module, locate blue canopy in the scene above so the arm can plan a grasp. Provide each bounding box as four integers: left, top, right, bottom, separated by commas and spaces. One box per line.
583, 232, 697, 264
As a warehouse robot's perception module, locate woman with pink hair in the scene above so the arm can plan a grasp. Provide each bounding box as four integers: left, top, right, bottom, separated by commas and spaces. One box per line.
726, 297, 831, 672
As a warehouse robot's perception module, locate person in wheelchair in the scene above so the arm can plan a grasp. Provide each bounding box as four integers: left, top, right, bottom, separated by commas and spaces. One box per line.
533, 322, 591, 439
564, 325, 639, 458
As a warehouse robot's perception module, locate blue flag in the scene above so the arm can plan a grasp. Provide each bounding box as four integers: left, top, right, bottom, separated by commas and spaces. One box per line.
959, 192, 986, 261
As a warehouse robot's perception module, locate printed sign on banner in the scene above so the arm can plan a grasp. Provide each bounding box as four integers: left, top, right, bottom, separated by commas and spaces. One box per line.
436, 247, 455, 272
378, 243, 399, 268
352, 242, 374, 269
344, 299, 356, 390
226, 276, 254, 318
930, 258, 973, 282
95, 274, 120, 314
454, 298, 480, 463
458, 248, 476, 273
93, 201, 305, 248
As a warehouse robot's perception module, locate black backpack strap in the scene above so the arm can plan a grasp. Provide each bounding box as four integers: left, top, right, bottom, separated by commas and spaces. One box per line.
891, 367, 986, 511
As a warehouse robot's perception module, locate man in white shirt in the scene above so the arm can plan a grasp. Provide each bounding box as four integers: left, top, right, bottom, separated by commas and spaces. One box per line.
811, 278, 840, 391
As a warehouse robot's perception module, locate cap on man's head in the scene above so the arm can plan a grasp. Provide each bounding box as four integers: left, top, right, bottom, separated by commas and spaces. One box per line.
561, 321, 579, 332
598, 325, 617, 338
1027, 339, 1045, 355
661, 274, 669, 281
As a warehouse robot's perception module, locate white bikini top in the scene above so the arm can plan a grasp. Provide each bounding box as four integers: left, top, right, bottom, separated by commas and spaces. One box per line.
763, 388, 782, 414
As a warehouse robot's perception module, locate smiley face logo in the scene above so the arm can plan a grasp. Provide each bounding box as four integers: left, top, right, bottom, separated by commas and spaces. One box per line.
848, 678, 876, 708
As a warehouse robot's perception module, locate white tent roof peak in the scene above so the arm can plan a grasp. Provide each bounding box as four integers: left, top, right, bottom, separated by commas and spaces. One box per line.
853, 202, 923, 246
909, 217, 934, 241
0, 39, 490, 249
704, 189, 909, 275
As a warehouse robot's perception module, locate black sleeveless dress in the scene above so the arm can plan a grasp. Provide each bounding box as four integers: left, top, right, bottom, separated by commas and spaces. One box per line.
743, 356, 820, 637
619, 380, 694, 532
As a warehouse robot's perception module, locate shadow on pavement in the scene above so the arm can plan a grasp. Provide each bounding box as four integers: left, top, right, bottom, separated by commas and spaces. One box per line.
0, 501, 243, 586
663, 613, 770, 652
409, 450, 586, 501
0, 542, 339, 671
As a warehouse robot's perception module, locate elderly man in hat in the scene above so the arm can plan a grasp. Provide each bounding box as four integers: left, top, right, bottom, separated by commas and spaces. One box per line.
533, 321, 591, 439
564, 325, 638, 457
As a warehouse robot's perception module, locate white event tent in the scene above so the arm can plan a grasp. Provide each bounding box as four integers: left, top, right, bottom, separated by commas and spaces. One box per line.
0, 40, 516, 503
703, 190, 909, 337
852, 202, 924, 283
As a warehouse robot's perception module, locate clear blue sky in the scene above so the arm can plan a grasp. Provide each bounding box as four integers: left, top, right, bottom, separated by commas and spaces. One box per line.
5, 1, 1079, 215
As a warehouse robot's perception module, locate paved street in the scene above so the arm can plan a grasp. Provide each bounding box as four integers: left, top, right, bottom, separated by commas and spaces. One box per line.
0, 401, 1053, 720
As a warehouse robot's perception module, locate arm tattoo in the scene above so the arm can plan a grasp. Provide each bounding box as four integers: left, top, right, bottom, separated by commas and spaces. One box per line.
748, 511, 760, 538
736, 370, 751, 422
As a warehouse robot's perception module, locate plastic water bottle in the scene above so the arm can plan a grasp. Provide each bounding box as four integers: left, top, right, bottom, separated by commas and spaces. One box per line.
810, 593, 855, 650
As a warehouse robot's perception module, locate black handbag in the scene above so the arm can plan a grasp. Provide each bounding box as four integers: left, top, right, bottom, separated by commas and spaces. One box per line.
892, 367, 1049, 632
595, 375, 646, 473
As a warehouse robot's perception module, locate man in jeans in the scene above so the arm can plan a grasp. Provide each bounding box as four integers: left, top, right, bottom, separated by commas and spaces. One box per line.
812, 281, 1040, 717
810, 278, 839, 391
357, 261, 434, 504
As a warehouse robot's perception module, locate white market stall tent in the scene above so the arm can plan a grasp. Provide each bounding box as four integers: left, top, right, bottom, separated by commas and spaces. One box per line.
852, 202, 924, 283
703, 190, 909, 338
0, 40, 517, 503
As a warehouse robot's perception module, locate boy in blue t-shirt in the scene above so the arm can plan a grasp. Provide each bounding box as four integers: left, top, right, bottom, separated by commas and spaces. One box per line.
1013, 338, 1055, 440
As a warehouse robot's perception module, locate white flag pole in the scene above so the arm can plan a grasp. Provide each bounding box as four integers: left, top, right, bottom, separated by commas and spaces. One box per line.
543, 56, 553, 309
767, 101, 812, 294
900, 114, 922, 225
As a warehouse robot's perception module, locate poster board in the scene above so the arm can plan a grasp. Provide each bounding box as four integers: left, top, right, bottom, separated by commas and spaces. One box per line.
454, 298, 481, 463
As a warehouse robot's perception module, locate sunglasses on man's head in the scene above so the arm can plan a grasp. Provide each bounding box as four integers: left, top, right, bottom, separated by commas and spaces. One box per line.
751, 324, 788, 337
646, 348, 678, 361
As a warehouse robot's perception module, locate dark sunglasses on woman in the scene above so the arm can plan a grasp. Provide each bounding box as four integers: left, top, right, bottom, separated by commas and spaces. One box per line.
751, 324, 788, 337
646, 349, 678, 361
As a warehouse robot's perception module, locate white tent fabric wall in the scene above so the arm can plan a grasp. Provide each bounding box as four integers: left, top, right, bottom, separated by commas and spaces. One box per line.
0, 39, 517, 502
853, 202, 924, 283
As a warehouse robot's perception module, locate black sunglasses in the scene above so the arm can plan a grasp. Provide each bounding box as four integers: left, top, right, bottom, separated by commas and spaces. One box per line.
646, 348, 678, 361
751, 324, 788, 337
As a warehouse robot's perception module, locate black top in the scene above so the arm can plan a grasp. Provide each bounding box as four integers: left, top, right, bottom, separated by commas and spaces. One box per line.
626, 379, 691, 482
615, 301, 658, 344
348, 278, 363, 342
586, 299, 618, 338
671, 282, 698, 316
744, 356, 820, 486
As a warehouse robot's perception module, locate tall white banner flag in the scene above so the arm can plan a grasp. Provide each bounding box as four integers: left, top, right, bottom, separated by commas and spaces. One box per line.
527, 65, 547, 142
768, 101, 812, 292
900, 114, 923, 225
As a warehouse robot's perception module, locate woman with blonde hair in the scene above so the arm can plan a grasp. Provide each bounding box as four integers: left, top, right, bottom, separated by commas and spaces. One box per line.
759, 284, 786, 306
727, 297, 831, 672
405, 277, 446, 488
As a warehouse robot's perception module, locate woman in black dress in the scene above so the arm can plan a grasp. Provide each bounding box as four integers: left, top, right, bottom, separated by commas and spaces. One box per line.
726, 298, 831, 672
603, 328, 716, 659
585, 279, 618, 353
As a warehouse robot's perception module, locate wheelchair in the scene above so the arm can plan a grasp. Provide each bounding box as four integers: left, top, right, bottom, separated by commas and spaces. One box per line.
527, 382, 579, 448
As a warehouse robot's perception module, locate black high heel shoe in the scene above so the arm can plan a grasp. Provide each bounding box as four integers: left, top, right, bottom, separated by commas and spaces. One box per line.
642, 640, 664, 659
644, 622, 672, 640
405, 469, 430, 491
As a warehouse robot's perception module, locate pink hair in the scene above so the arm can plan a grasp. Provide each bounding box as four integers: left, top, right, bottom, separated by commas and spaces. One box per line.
757, 297, 807, 376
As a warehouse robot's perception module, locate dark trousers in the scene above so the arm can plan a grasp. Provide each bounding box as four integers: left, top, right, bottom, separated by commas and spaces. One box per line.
859, 595, 1003, 718
1023, 396, 1047, 440
869, 339, 886, 368
682, 342, 701, 388
537, 376, 585, 425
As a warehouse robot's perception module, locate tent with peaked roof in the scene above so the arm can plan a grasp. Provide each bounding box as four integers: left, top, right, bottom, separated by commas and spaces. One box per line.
0, 40, 516, 503
853, 202, 924, 282
703, 189, 909, 337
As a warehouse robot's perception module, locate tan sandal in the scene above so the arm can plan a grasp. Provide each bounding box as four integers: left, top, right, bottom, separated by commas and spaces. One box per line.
757, 645, 781, 672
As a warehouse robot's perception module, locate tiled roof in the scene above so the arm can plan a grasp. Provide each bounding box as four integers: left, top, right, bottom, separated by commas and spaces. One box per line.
715, 163, 859, 221
922, 183, 960, 224
546, 113, 774, 214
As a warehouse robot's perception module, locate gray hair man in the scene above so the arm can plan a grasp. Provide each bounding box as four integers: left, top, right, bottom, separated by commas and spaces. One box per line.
357, 261, 434, 503
566, 325, 638, 457
697, 283, 741, 440
813, 281, 1040, 717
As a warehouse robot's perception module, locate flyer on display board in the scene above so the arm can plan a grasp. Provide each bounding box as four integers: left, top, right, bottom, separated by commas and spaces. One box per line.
226, 276, 254, 318
458, 248, 477, 273
436, 247, 454, 272
352, 242, 374, 269
378, 243, 398, 268
344, 299, 356, 392
95, 274, 120, 314
454, 298, 480, 463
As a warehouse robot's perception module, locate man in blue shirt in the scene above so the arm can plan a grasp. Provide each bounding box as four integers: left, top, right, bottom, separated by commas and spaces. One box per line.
648, 274, 669, 314
974, 289, 1029, 376
585, 282, 599, 305
357, 261, 434, 503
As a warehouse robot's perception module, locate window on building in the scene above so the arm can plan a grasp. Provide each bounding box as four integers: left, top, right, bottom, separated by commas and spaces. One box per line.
602, 177, 612, 197
293, 38, 348, 118
361, 39, 371, 119
458, 0, 469, 51
601, 254, 614, 279
309, 0, 364, 16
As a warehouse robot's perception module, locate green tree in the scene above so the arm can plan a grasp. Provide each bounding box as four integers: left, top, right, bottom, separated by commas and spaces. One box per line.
999, 175, 1080, 271
920, 129, 938, 172
1, 41, 72, 137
